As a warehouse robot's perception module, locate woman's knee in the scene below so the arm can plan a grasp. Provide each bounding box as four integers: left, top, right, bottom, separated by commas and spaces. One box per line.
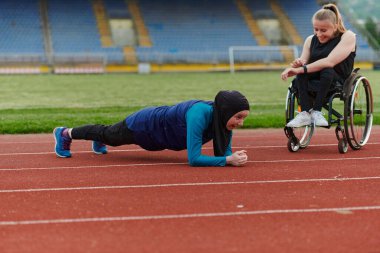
102, 126, 124, 146
103, 121, 135, 146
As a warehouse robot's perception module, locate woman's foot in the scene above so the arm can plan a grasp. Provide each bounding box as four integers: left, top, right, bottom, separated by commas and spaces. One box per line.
286, 111, 312, 128
92, 141, 108, 154
53, 127, 72, 158
311, 110, 328, 126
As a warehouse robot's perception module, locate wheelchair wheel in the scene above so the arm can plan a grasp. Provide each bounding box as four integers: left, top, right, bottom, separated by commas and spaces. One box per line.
285, 87, 314, 149
344, 75, 373, 150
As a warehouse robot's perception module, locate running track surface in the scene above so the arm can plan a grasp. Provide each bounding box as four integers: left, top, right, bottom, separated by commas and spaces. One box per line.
1, 127, 380, 253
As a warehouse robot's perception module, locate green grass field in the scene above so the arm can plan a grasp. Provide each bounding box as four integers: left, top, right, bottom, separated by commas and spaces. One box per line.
0, 70, 378, 134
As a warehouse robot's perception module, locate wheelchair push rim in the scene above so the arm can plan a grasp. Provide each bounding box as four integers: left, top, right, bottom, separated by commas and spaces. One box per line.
344, 76, 373, 150
285, 88, 314, 149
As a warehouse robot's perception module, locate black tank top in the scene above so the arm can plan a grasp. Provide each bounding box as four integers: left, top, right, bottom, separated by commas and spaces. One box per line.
309, 34, 356, 79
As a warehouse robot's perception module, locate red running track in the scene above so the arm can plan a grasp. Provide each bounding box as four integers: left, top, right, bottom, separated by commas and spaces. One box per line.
0, 127, 380, 253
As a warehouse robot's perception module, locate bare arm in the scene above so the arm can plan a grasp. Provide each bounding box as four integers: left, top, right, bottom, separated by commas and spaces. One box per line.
281, 31, 356, 80
304, 31, 356, 72
290, 35, 312, 67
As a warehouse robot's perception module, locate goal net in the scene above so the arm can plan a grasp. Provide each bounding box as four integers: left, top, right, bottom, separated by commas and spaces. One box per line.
52, 53, 107, 74
228, 45, 299, 73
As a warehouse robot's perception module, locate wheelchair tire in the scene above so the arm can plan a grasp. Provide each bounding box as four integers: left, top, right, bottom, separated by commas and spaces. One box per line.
285, 86, 314, 149
343, 74, 373, 150
338, 138, 348, 154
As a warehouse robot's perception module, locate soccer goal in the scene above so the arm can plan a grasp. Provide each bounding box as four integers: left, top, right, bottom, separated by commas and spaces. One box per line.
228, 45, 299, 73
52, 53, 107, 74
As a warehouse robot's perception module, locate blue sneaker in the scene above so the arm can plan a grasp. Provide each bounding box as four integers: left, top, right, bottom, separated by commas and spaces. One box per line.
53, 127, 72, 158
92, 141, 107, 154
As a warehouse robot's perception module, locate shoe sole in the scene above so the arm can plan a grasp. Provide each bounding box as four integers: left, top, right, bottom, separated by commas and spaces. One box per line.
53, 127, 71, 158
286, 122, 312, 128
314, 123, 329, 127
312, 120, 328, 127
92, 150, 108, 155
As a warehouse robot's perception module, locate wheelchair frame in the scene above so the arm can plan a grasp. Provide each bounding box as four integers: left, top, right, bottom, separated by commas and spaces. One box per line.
284, 68, 373, 153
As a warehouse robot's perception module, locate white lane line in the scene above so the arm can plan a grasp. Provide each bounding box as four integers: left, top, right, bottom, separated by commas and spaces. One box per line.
0, 162, 187, 171
1, 205, 379, 226
1, 156, 380, 172
0, 140, 89, 144
0, 142, 379, 156
1, 176, 380, 193
251, 156, 380, 163
0, 149, 145, 156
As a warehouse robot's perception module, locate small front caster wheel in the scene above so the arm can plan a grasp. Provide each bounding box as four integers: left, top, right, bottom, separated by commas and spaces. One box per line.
338, 138, 348, 154
287, 137, 300, 152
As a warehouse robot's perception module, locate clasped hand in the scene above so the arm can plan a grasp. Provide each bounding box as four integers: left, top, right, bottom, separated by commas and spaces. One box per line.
290, 58, 306, 68
226, 150, 248, 166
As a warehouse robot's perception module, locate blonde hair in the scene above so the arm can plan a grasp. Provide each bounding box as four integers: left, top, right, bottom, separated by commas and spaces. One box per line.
312, 3, 346, 34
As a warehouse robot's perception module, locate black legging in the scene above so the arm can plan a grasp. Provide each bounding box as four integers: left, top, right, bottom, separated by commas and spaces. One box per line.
71, 119, 135, 146
296, 68, 342, 112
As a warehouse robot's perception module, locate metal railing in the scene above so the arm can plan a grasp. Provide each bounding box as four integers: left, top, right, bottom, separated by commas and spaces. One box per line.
0, 48, 378, 68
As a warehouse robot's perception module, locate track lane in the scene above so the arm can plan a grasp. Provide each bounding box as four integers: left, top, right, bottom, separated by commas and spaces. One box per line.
0, 158, 380, 190
1, 210, 379, 253
1, 179, 380, 221
0, 126, 378, 154
1, 127, 379, 253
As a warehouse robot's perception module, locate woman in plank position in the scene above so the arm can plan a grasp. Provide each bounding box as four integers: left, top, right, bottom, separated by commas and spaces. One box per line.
54, 90, 250, 167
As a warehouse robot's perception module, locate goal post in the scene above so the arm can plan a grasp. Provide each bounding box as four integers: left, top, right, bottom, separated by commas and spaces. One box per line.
228, 45, 299, 73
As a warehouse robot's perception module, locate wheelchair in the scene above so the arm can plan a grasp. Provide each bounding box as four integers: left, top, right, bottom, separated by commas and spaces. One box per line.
284, 68, 373, 154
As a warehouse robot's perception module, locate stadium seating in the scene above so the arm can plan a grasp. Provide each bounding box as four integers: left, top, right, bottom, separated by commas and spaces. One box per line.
48, 0, 124, 63
136, 0, 258, 63
104, 0, 131, 19
275, 0, 317, 40
247, 0, 276, 19
0, 0, 45, 61
0, 0, 376, 67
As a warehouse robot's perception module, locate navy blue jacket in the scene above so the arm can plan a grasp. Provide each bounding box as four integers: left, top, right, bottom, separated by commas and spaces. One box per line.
125, 100, 232, 166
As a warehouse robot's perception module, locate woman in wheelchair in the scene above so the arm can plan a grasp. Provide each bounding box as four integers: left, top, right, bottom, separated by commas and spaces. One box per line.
281, 3, 356, 128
